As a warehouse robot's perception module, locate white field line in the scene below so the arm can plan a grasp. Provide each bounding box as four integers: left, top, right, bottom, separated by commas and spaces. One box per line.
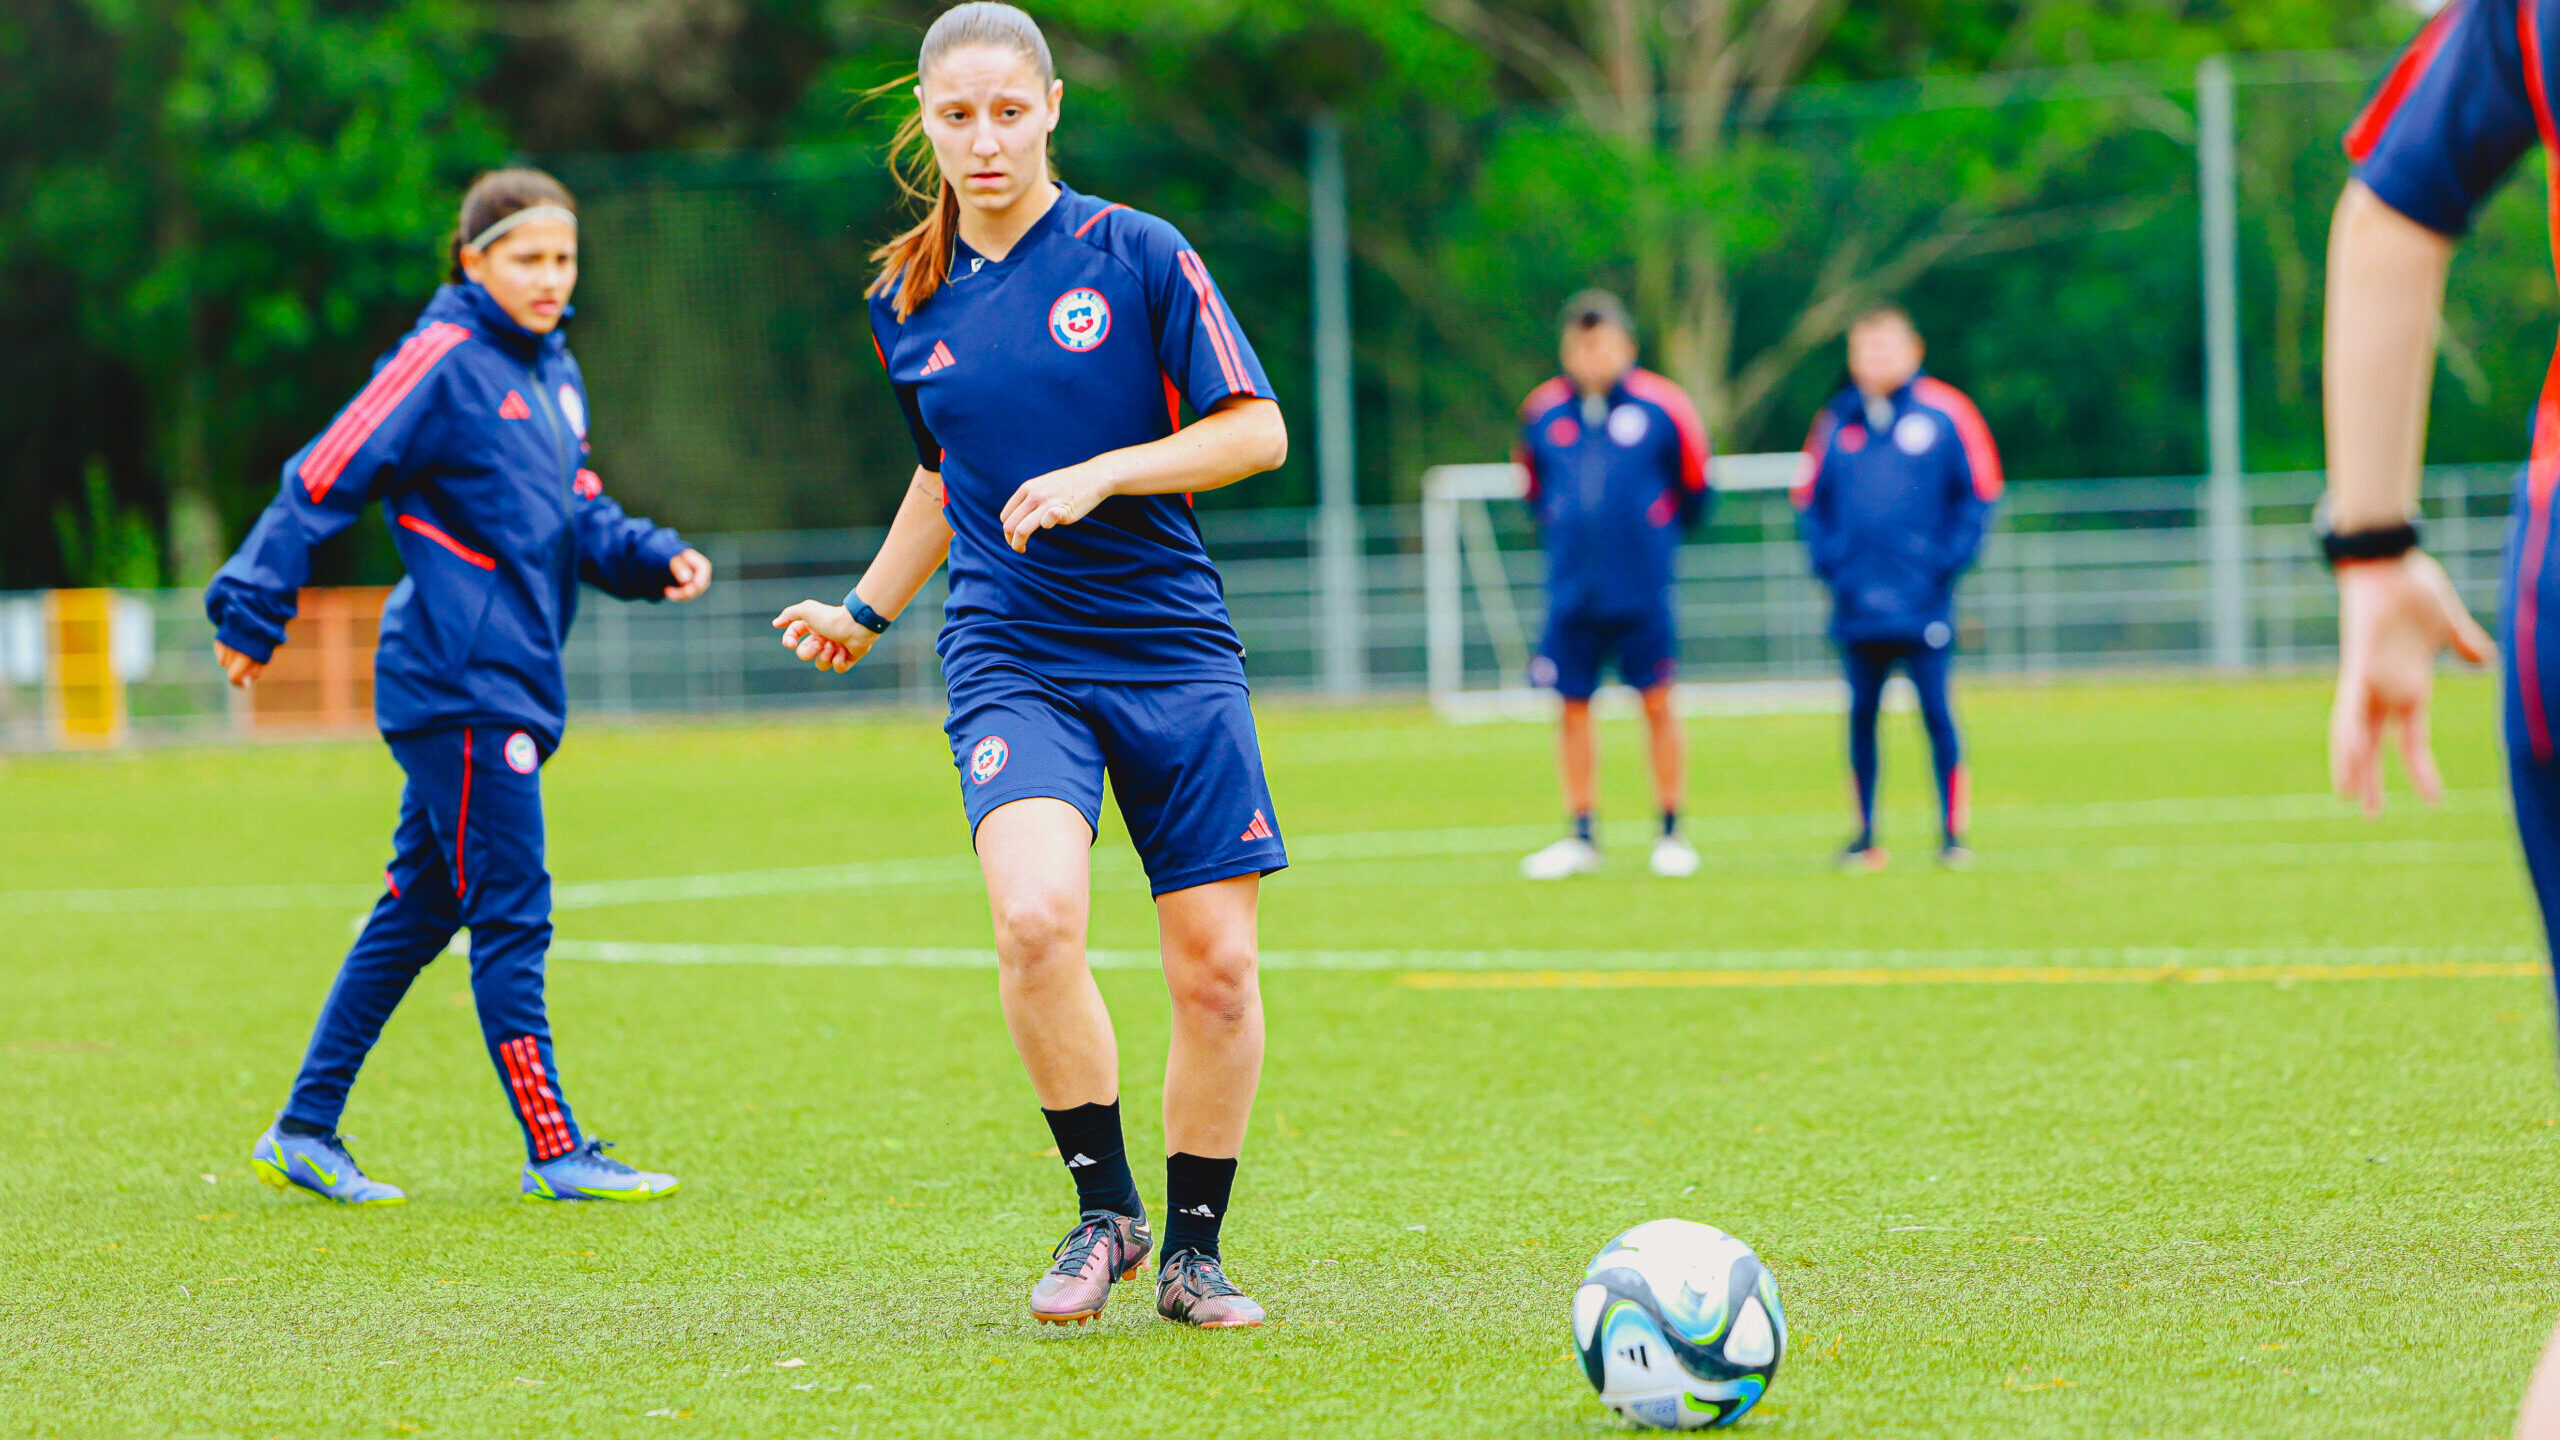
548, 940, 2543, 975
0, 788, 2512, 919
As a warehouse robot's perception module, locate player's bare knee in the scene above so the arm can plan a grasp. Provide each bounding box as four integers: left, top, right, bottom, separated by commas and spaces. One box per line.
991, 888, 1086, 970
1167, 944, 1258, 1027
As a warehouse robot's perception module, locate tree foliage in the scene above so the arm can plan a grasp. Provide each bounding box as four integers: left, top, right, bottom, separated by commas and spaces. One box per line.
2, 0, 2538, 586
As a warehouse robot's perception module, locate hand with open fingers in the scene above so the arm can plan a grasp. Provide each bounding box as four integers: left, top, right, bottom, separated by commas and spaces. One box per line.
664, 548, 713, 601
213, 641, 266, 688
1000, 464, 1110, 553
772, 600, 875, 675
2330, 551, 2495, 814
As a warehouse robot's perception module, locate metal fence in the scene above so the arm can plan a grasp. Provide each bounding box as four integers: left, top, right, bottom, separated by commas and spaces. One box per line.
0, 463, 2519, 750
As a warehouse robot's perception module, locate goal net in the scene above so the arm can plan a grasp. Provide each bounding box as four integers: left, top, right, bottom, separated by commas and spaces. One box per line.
1421, 453, 1804, 720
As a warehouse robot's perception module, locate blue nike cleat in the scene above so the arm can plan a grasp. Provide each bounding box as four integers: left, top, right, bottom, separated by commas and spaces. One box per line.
520, 1138, 680, 1203
250, 1122, 407, 1206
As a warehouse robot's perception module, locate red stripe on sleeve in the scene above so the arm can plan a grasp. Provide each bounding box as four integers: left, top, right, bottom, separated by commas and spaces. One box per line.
1912, 377, 2004, 501
1622, 369, 1711, 492
1161, 371, 1183, 431
1175, 250, 1252, 398
298, 322, 470, 502
2344, 4, 2463, 163
1073, 202, 1130, 238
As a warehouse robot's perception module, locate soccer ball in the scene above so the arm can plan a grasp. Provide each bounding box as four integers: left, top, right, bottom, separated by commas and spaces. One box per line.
1573, 1219, 1785, 1429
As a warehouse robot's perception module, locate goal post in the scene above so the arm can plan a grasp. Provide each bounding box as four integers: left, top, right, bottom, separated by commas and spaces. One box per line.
1421, 453, 1805, 716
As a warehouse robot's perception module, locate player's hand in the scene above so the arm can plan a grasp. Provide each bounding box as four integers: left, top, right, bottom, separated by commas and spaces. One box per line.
2330, 551, 2494, 814
664, 548, 713, 602
1000, 464, 1111, 553
772, 600, 876, 674
213, 641, 266, 688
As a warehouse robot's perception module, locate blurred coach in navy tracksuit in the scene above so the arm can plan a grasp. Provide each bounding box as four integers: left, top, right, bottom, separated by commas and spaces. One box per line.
1793, 304, 2002, 872
1515, 291, 1713, 882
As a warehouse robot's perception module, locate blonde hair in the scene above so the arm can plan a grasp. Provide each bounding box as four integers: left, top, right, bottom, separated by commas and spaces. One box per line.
868, 4, 1056, 320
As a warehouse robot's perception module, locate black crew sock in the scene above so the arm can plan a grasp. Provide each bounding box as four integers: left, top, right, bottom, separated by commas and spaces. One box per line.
1660, 809, 1680, 839
1040, 1100, 1144, 1218
1572, 811, 1595, 845
277, 1116, 332, 1139
1162, 1152, 1239, 1262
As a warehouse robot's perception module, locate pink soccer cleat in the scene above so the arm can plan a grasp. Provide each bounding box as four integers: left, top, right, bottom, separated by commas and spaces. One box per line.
1030, 1210, 1152, 1325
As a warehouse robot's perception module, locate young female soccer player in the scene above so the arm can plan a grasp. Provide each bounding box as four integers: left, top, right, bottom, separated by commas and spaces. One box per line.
208, 169, 713, 1205
772, 3, 1288, 1328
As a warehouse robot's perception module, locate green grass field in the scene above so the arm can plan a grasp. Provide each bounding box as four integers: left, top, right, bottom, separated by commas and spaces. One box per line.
2, 674, 2552, 1438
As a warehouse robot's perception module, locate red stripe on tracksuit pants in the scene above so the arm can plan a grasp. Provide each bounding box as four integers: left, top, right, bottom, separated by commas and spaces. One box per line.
277, 724, 579, 1163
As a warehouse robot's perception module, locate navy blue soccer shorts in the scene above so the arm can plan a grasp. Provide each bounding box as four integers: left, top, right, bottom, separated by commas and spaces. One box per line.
1531, 607, 1678, 700
943, 665, 1289, 897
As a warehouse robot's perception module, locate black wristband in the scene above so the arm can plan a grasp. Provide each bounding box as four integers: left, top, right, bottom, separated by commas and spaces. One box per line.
841, 591, 892, 633
2318, 521, 2420, 568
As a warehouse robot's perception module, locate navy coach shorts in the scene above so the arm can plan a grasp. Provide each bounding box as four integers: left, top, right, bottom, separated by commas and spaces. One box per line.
943, 664, 1289, 896
1531, 607, 1678, 700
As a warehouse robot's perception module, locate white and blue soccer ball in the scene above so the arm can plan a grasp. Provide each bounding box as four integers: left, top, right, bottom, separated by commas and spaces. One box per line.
1574, 1219, 1785, 1430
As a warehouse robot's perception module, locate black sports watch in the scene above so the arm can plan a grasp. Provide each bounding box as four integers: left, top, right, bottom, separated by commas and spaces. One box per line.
841, 591, 893, 633
2312, 499, 2421, 569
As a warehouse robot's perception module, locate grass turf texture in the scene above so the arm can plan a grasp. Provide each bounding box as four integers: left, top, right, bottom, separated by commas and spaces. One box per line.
0, 674, 2550, 1438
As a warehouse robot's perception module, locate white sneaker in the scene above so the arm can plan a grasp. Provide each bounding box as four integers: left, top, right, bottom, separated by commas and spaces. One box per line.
1521, 837, 1603, 880
1649, 835, 1700, 878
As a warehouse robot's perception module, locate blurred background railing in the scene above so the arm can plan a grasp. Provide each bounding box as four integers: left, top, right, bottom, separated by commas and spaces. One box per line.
1, 462, 2515, 750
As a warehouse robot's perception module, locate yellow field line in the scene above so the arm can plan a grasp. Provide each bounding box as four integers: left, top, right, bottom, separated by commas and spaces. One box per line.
1397, 961, 2544, 991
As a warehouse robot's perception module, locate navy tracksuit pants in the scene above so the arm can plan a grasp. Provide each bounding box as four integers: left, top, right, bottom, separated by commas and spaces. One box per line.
1841, 638, 1966, 847
279, 724, 582, 1163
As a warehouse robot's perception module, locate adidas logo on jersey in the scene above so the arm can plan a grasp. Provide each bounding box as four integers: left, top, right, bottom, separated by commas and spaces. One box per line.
498, 390, 533, 420
1239, 809, 1275, 843
1065, 1152, 1096, 1168
922, 340, 957, 375
1177, 1204, 1218, 1218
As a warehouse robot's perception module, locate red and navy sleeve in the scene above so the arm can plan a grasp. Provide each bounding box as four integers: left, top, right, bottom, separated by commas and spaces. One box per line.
2347, 0, 2539, 236
1121, 212, 1274, 417
1516, 377, 1571, 509
1793, 402, 1847, 585
1912, 377, 2002, 578
867, 288, 942, 472
205, 320, 467, 662
1624, 369, 1712, 531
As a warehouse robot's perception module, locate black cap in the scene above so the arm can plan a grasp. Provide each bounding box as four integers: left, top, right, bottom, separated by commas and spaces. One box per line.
1560, 289, 1635, 340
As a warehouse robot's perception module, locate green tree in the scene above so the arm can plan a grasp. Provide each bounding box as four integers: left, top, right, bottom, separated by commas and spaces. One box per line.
2, 0, 504, 584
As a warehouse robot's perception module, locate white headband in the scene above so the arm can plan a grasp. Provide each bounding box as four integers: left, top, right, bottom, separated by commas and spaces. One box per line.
465, 205, 577, 252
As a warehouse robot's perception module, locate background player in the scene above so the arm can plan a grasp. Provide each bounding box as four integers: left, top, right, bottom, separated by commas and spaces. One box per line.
1792, 304, 2002, 872
1514, 291, 1712, 881
208, 169, 712, 1204
770, 3, 1286, 1329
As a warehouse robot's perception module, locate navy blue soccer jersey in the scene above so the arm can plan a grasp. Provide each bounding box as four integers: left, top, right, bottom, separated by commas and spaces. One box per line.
867, 184, 1275, 684
2345, 0, 2544, 239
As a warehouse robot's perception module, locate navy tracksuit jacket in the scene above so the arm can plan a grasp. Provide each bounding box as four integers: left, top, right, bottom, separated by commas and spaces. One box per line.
206, 282, 690, 1160
1792, 374, 2002, 646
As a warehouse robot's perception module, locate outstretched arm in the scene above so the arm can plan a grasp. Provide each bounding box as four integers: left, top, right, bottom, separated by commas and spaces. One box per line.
772, 466, 953, 673
2323, 179, 2493, 813
997, 396, 1286, 553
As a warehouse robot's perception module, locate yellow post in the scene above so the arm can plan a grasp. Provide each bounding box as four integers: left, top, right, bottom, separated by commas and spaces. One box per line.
45, 588, 125, 749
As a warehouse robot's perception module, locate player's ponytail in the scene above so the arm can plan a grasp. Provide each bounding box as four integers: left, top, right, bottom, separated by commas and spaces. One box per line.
867, 3, 1056, 320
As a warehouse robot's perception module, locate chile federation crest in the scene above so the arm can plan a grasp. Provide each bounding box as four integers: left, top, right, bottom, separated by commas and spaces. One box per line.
969, 735, 1010, 785
1049, 289, 1112, 351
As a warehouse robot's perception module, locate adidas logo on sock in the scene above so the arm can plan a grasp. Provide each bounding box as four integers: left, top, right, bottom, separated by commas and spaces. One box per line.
1065, 1153, 1096, 1168
1178, 1203, 1217, 1218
